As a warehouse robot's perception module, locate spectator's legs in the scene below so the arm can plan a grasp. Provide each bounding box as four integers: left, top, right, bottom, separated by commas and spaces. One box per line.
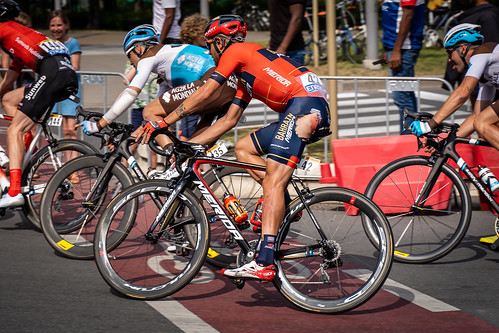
388, 49, 420, 135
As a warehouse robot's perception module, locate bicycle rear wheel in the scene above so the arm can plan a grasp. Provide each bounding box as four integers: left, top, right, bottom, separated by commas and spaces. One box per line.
40, 155, 135, 259
364, 156, 472, 263
94, 181, 209, 300
273, 187, 393, 313
22, 139, 98, 230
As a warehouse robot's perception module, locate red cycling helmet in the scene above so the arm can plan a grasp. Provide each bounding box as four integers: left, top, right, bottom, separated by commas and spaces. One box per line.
204, 15, 247, 40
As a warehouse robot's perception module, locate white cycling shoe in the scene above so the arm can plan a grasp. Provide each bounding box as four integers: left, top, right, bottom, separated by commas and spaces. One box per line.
0, 193, 24, 208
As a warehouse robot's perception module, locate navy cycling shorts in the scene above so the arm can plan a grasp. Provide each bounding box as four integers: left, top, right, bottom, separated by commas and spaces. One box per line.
250, 97, 330, 168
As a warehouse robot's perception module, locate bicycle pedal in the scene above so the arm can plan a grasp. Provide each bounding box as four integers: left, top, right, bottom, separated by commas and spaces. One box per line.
230, 278, 246, 289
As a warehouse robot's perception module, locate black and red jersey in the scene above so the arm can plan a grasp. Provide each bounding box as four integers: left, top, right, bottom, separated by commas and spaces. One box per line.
0, 21, 70, 73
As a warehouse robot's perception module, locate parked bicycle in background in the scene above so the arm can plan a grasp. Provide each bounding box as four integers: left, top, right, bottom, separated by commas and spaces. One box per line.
303, 0, 367, 65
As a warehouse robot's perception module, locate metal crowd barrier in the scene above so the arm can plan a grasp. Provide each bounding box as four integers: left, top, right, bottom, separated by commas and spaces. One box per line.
1, 69, 462, 164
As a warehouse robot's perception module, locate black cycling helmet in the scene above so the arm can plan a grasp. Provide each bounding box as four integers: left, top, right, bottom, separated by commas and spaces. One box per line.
0, 0, 20, 22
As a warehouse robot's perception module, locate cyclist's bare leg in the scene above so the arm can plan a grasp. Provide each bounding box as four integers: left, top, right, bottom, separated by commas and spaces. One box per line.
1, 87, 23, 116
261, 159, 295, 236
456, 113, 476, 138
234, 134, 265, 183
8, 111, 35, 169
473, 103, 499, 150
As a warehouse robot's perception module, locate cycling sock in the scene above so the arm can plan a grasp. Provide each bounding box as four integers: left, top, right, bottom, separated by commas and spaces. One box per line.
7, 169, 21, 196
256, 234, 276, 267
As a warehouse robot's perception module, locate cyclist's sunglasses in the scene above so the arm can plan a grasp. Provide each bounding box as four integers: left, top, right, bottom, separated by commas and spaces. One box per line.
205, 39, 213, 50
446, 45, 459, 58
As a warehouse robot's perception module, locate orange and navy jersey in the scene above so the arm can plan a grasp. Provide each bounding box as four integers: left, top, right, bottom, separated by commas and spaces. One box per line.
0, 21, 70, 73
210, 43, 327, 113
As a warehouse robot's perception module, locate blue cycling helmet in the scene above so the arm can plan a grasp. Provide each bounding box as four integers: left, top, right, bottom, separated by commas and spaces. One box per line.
444, 23, 483, 48
123, 24, 160, 54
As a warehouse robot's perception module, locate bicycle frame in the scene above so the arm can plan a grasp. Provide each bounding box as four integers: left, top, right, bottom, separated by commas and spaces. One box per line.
414, 133, 499, 214
146, 156, 264, 256
81, 136, 147, 207
144, 150, 334, 262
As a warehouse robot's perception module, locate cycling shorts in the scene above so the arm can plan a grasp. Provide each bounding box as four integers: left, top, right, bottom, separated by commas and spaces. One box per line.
250, 97, 330, 168
19, 55, 78, 122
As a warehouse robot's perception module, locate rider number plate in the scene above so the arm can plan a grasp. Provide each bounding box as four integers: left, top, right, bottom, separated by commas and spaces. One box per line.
206, 141, 228, 158
47, 115, 63, 127
297, 156, 320, 171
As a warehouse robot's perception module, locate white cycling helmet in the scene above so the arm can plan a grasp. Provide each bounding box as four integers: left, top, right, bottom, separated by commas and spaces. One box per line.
123, 24, 160, 54
443, 23, 483, 49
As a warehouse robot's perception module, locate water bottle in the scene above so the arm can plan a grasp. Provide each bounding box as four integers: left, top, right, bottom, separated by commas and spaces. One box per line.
0, 146, 9, 169
478, 165, 499, 193
223, 193, 248, 224
250, 197, 263, 227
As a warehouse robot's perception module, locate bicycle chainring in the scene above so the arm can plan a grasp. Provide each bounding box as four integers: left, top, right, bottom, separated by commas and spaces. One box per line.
236, 239, 259, 266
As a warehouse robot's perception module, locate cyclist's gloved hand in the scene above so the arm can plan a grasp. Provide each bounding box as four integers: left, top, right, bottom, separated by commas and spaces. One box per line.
81, 120, 100, 135
409, 121, 431, 137
143, 119, 169, 136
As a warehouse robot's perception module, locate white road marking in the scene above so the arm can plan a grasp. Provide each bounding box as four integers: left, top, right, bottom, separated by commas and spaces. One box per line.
147, 298, 220, 333
345, 269, 459, 312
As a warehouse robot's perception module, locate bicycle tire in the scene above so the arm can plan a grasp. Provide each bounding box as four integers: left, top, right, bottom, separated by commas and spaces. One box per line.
201, 165, 262, 269
21, 139, 98, 230
364, 156, 472, 264
273, 187, 393, 313
40, 155, 136, 260
94, 181, 210, 300
346, 38, 366, 65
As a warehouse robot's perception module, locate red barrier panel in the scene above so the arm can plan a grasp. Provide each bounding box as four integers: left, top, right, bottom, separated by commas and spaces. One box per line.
473, 145, 499, 213
331, 135, 421, 215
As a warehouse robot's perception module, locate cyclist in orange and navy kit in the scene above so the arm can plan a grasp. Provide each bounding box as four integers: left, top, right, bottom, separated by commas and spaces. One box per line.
0, 0, 78, 208
136, 14, 331, 280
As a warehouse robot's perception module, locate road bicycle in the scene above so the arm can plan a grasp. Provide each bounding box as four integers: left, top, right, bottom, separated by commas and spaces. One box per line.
0, 96, 98, 229
303, 9, 328, 66
424, 1, 462, 47
231, 1, 269, 32
93, 127, 393, 313
303, 1, 366, 65
364, 110, 499, 264
39, 107, 256, 266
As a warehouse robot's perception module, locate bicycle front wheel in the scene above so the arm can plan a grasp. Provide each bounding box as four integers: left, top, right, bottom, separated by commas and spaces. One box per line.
364, 156, 472, 264
94, 181, 210, 300
40, 155, 135, 259
273, 187, 393, 313
22, 139, 98, 230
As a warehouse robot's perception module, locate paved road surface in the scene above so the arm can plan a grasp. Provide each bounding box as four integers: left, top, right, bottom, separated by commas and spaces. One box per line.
1, 207, 498, 332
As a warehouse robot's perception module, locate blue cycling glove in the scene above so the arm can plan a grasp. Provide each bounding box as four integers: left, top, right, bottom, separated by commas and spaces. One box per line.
81, 120, 100, 135
409, 121, 431, 137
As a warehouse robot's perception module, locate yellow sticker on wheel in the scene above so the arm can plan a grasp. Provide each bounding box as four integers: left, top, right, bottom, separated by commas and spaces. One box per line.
394, 251, 409, 257
57, 240, 74, 250
207, 248, 220, 258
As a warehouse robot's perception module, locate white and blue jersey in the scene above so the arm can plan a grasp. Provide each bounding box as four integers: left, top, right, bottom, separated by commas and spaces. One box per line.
131, 44, 215, 97
381, 0, 425, 50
